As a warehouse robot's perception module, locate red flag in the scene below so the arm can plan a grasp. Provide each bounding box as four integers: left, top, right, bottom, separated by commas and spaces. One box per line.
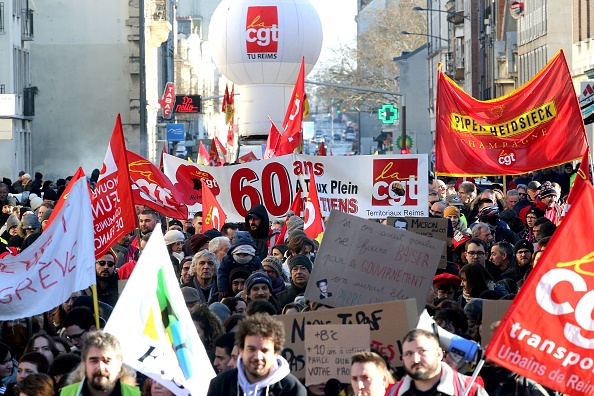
202, 183, 227, 231
275, 188, 303, 243
263, 117, 281, 159
45, 167, 89, 229
227, 122, 235, 147
221, 84, 235, 125
198, 141, 210, 165
92, 115, 137, 258
214, 136, 228, 156
436, 50, 587, 176
158, 143, 167, 171
208, 142, 224, 166
561, 147, 591, 218
276, 57, 306, 156
127, 150, 188, 220
303, 172, 324, 242
238, 151, 258, 163
485, 182, 594, 396
317, 142, 327, 156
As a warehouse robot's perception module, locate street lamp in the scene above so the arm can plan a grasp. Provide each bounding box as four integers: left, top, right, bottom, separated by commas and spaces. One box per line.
400, 30, 449, 43
412, 6, 470, 23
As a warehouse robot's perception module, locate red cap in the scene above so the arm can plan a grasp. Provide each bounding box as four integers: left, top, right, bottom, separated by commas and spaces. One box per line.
452, 232, 470, 250
433, 273, 462, 288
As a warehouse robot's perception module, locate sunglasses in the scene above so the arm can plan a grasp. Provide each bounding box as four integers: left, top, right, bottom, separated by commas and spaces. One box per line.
97, 260, 115, 267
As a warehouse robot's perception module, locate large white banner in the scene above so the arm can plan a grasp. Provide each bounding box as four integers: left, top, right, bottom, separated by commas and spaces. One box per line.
163, 153, 428, 222
0, 176, 95, 320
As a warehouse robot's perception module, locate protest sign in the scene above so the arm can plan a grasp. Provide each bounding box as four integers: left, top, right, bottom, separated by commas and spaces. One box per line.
163, 153, 429, 221
0, 173, 95, 320
305, 325, 370, 386
388, 217, 449, 269
480, 299, 512, 346
305, 212, 443, 313
276, 299, 418, 379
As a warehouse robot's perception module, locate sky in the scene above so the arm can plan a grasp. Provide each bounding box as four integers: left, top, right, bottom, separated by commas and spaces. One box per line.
310, 0, 358, 72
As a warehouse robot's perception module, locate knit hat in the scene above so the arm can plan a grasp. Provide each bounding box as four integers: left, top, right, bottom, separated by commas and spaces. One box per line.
262, 256, 283, 278
181, 287, 201, 304
286, 215, 305, 233
464, 298, 483, 322
203, 228, 223, 240
514, 239, 534, 255
6, 214, 19, 230
499, 209, 517, 221
537, 181, 558, 199
42, 189, 57, 202
42, 209, 53, 222
287, 254, 313, 273
443, 206, 459, 218
433, 273, 461, 288
230, 266, 251, 282
190, 233, 210, 254
478, 205, 499, 220
228, 231, 256, 252
245, 272, 273, 294
525, 207, 545, 220
445, 194, 464, 207
209, 302, 231, 323
29, 193, 43, 211
232, 244, 256, 256
22, 213, 41, 230
164, 230, 185, 246
0, 341, 10, 362
168, 219, 183, 229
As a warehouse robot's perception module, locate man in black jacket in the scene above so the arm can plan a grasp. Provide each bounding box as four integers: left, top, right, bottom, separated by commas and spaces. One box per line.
207, 313, 306, 396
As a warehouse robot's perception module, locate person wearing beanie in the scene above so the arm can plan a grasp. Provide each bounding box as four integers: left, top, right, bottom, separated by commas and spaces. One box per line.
209, 302, 231, 323
190, 233, 210, 255
443, 205, 467, 234
514, 239, 534, 279
14, 213, 42, 252
164, 229, 186, 278
286, 215, 305, 236
277, 254, 313, 311
0, 214, 19, 244
243, 271, 281, 313
244, 204, 272, 260
217, 231, 263, 298
262, 256, 287, 295
519, 206, 544, 243
41, 188, 57, 204
537, 181, 562, 225
208, 265, 251, 303
0, 341, 17, 393
28, 193, 43, 212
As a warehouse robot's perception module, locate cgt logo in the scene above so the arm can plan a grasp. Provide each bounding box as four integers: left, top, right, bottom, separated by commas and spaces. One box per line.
371, 159, 420, 206
498, 149, 516, 166
246, 6, 279, 53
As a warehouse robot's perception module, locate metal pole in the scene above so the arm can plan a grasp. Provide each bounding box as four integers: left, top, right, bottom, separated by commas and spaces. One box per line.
139, 0, 147, 157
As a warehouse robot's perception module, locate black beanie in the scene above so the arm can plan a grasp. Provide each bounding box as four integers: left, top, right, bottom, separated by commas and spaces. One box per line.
288, 254, 313, 273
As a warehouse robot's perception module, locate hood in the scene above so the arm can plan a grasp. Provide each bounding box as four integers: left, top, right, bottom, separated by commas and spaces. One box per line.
228, 231, 257, 255
245, 204, 270, 239
237, 355, 290, 396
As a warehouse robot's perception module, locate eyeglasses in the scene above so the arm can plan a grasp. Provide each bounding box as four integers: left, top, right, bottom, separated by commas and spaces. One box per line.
66, 330, 87, 341
519, 193, 527, 197
97, 261, 115, 267
466, 251, 486, 257
526, 216, 537, 220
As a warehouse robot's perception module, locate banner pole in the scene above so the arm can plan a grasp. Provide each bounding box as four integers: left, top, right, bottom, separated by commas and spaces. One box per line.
91, 284, 101, 329
462, 358, 485, 396
503, 175, 507, 195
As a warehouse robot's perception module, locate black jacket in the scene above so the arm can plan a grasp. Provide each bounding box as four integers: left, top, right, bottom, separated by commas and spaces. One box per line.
245, 204, 272, 260
207, 368, 306, 396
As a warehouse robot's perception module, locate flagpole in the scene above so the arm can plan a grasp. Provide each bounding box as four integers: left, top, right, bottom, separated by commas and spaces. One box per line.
503, 175, 507, 195
91, 284, 101, 329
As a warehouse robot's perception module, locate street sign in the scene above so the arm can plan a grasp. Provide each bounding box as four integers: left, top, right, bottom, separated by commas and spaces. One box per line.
378, 104, 398, 124
166, 123, 185, 141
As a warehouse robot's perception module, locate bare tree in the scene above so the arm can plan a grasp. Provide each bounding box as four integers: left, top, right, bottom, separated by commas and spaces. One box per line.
310, 0, 427, 113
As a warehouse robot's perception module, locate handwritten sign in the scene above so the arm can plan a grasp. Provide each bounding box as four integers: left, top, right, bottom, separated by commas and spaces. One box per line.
0, 177, 95, 320
305, 325, 370, 386
305, 211, 444, 313
276, 299, 418, 379
480, 299, 512, 346
387, 217, 449, 268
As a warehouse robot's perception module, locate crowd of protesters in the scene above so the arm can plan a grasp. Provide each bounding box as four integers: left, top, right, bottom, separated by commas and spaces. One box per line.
0, 163, 578, 396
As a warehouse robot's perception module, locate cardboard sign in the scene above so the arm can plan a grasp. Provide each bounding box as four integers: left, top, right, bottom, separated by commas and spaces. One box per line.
304, 325, 370, 385
276, 299, 418, 379
387, 217, 449, 269
480, 299, 512, 346
305, 212, 444, 313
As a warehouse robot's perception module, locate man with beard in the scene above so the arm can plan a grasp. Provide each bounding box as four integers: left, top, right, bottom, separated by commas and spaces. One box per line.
514, 239, 534, 280
393, 329, 488, 395
60, 331, 139, 396
207, 313, 305, 396
95, 252, 119, 307
245, 204, 273, 260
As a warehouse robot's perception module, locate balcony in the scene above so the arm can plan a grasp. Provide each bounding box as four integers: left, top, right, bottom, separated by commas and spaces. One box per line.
148, 0, 172, 47
21, 8, 33, 40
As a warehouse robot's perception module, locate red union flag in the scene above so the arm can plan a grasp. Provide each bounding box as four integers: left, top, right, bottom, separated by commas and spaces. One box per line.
127, 150, 188, 220
486, 182, 594, 395
92, 115, 137, 258
276, 57, 305, 156
202, 183, 226, 231
371, 158, 421, 206
245, 6, 279, 55
436, 50, 587, 176
303, 172, 324, 242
